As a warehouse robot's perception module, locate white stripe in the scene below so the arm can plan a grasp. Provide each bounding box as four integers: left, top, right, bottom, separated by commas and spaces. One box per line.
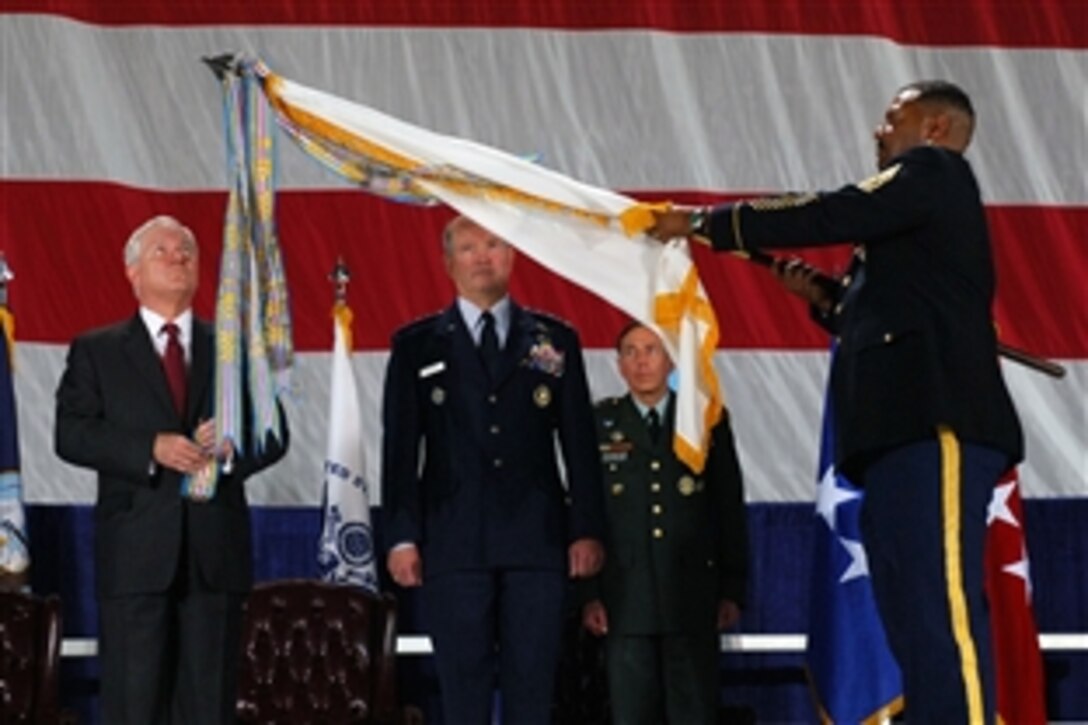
16, 344, 1086, 504
2, 16, 1085, 204
59, 632, 1088, 658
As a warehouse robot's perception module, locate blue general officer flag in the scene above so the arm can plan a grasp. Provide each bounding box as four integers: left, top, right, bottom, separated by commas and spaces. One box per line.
807, 348, 902, 723
0, 323, 30, 580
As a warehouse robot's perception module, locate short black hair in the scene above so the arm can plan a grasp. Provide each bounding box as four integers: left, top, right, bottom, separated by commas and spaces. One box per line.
901, 80, 975, 119
615, 319, 646, 352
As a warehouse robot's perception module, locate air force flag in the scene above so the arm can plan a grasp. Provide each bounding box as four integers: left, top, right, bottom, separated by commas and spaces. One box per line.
806, 347, 903, 722
317, 302, 378, 591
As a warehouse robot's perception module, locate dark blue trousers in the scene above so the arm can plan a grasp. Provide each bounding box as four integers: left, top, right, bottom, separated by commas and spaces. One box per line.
424, 568, 566, 725
860, 428, 1006, 724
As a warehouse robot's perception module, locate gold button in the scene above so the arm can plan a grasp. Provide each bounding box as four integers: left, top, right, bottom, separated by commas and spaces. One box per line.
651, 482, 661, 493
650, 460, 661, 471
652, 528, 664, 539
883, 332, 893, 343
841, 274, 852, 287
652, 504, 662, 515
493, 458, 503, 468
611, 483, 624, 496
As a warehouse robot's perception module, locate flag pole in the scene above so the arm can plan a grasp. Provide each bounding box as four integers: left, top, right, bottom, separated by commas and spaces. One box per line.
0, 252, 15, 365
0, 252, 29, 592
732, 249, 1067, 379
330, 256, 350, 304
0, 253, 12, 305
318, 254, 378, 590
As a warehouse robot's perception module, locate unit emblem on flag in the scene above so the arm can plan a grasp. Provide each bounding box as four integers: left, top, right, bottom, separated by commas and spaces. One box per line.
0, 515, 28, 573
337, 520, 375, 568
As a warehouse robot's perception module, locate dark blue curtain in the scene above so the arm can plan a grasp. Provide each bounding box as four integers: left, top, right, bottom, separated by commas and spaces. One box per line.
28, 500, 1088, 723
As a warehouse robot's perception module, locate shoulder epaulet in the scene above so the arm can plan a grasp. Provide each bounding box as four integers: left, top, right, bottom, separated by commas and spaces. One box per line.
392, 311, 444, 340
594, 396, 623, 411
524, 307, 575, 332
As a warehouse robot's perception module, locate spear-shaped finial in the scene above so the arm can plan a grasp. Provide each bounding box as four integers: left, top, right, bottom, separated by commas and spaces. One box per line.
0, 253, 13, 308
330, 257, 350, 303
202, 53, 242, 80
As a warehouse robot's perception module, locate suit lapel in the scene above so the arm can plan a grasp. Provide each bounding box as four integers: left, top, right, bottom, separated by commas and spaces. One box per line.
663, 391, 676, 449
493, 303, 534, 386
620, 394, 653, 452
621, 392, 674, 453
122, 316, 179, 422
187, 319, 213, 424
439, 305, 487, 388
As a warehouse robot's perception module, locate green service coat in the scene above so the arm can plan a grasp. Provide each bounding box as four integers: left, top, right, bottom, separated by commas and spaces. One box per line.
585, 393, 748, 634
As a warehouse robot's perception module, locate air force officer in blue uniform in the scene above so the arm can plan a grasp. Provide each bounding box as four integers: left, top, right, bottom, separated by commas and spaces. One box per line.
648, 81, 1023, 724
381, 216, 606, 724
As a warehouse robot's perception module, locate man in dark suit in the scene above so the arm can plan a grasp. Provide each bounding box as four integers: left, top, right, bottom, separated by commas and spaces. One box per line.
54, 215, 288, 724
582, 322, 747, 725
648, 81, 1023, 723
381, 215, 606, 724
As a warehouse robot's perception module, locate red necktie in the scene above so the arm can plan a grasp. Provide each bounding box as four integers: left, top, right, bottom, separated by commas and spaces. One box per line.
161, 322, 187, 415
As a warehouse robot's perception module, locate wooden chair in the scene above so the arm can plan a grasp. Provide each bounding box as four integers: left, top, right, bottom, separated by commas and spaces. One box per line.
236, 579, 421, 724
0, 590, 73, 724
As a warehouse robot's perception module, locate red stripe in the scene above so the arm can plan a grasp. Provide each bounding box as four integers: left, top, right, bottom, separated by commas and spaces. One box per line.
4, 0, 1084, 48
3, 180, 1084, 356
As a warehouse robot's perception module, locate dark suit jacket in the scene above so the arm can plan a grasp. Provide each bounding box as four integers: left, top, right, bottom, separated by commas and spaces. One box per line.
381, 301, 605, 576
704, 145, 1023, 480
585, 395, 747, 635
54, 315, 288, 598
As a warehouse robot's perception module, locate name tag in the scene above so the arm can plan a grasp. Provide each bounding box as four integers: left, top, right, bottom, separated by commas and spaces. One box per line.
419, 361, 446, 379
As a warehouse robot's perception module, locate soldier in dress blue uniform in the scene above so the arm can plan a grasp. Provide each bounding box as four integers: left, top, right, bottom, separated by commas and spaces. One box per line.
582, 322, 748, 725
381, 216, 606, 725
648, 80, 1023, 724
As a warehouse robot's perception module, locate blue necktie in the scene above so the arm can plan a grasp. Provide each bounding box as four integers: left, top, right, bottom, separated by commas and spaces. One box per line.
479, 310, 500, 379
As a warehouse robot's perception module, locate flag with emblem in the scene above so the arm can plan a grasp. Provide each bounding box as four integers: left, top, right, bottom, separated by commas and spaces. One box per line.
806, 348, 903, 723
985, 468, 1047, 724
317, 300, 378, 591
0, 298, 30, 588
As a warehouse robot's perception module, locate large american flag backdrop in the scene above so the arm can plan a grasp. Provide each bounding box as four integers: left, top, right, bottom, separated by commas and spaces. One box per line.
2, 1, 1085, 720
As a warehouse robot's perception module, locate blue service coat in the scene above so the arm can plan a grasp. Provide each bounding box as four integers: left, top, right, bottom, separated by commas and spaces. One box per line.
381, 301, 605, 576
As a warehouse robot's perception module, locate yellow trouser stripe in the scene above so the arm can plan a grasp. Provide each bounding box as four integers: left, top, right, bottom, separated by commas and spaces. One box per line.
938, 425, 984, 725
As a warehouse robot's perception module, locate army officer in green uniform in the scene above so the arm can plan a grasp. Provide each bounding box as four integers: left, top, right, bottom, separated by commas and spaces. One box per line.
582, 321, 748, 725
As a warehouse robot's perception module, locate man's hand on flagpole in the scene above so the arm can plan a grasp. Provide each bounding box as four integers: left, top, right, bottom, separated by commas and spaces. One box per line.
153, 432, 213, 474
568, 537, 605, 578
388, 545, 423, 587
646, 207, 698, 242
771, 257, 834, 313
